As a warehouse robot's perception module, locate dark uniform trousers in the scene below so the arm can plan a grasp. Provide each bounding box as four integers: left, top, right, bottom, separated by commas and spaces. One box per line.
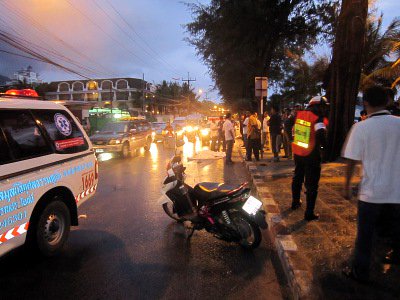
291, 152, 321, 215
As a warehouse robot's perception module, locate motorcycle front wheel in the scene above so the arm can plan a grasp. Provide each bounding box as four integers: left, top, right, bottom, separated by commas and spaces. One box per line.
233, 214, 262, 249
162, 202, 184, 222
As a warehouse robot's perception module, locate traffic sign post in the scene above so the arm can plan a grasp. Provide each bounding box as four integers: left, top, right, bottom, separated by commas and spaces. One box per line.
255, 77, 268, 117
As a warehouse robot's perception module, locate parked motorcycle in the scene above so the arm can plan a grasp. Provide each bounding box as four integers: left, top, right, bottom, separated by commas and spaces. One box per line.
158, 155, 267, 249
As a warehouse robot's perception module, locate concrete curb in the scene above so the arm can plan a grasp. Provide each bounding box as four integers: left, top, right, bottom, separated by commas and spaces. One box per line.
238, 146, 311, 300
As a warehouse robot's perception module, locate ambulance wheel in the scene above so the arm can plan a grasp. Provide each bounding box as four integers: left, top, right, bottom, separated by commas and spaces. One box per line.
34, 199, 71, 256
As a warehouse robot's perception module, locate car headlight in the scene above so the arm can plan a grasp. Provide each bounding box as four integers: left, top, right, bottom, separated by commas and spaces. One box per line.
201, 129, 210, 136
109, 139, 121, 145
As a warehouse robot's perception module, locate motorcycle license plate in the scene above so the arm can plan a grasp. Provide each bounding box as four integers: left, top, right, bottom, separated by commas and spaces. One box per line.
242, 196, 262, 215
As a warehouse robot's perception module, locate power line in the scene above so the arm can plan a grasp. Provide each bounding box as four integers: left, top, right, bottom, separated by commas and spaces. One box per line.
0, 17, 106, 78
0, 49, 45, 62
63, 0, 150, 68
0, 31, 91, 79
91, 1, 161, 69
1, 1, 118, 78
103, 0, 183, 76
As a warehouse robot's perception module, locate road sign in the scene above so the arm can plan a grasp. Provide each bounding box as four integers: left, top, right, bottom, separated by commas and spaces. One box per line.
255, 77, 268, 97
255, 77, 268, 116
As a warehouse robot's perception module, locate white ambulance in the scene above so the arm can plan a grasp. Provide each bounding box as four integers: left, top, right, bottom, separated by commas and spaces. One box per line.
0, 90, 98, 256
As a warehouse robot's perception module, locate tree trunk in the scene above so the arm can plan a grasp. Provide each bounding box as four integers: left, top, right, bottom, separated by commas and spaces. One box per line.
326, 0, 368, 161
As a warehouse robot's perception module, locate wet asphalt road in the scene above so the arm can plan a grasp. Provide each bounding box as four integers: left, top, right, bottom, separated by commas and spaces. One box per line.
0, 141, 288, 300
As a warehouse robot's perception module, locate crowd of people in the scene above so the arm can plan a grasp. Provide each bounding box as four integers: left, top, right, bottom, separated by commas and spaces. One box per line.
240, 105, 298, 162
235, 86, 400, 284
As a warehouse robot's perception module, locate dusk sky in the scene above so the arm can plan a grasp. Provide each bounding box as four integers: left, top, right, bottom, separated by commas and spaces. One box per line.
0, 0, 399, 102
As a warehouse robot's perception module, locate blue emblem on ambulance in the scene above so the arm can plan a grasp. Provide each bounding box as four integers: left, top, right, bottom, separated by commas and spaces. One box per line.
54, 113, 72, 136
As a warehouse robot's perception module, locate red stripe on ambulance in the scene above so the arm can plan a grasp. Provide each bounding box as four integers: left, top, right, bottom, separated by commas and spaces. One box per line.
0, 222, 29, 245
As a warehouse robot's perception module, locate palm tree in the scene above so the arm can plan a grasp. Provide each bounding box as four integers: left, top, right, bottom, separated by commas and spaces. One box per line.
361, 16, 400, 89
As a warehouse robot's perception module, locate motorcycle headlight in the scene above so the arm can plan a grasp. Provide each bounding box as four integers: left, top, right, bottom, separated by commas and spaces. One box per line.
185, 126, 194, 133
109, 139, 121, 145
201, 129, 210, 136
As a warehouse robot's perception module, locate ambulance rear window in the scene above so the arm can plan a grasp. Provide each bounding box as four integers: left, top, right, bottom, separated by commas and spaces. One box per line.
32, 110, 89, 154
0, 128, 12, 165
0, 110, 52, 163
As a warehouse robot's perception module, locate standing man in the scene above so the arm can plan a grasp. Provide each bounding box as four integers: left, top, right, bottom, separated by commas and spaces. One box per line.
291, 96, 328, 221
246, 111, 261, 161
217, 116, 226, 152
223, 113, 235, 164
283, 109, 295, 159
262, 111, 270, 152
243, 112, 250, 151
268, 106, 282, 162
342, 86, 400, 282
210, 119, 219, 151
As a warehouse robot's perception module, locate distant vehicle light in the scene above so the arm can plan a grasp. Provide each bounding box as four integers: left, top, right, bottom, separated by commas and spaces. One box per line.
5, 89, 39, 98
201, 129, 210, 136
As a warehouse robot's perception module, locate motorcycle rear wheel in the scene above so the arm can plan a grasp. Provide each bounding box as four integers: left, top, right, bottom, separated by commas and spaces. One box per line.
162, 202, 184, 222
233, 214, 262, 249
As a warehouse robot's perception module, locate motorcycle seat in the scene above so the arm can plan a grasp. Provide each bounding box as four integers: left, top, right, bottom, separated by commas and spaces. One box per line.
193, 182, 244, 202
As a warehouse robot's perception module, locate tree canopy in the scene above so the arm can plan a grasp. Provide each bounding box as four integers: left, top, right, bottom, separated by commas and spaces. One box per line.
270, 55, 329, 108
361, 14, 400, 90
186, 0, 339, 110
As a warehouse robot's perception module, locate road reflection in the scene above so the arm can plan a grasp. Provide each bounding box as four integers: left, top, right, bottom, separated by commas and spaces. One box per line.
149, 142, 159, 171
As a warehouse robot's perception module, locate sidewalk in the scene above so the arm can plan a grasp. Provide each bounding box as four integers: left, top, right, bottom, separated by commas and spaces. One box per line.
238, 144, 400, 299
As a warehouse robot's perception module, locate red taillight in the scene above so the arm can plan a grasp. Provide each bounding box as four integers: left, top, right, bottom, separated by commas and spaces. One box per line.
5, 89, 39, 97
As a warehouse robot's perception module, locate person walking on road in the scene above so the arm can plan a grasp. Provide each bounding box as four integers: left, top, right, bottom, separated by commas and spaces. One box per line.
291, 96, 328, 221
217, 116, 226, 152
223, 113, 235, 164
268, 106, 282, 162
342, 86, 400, 283
246, 111, 261, 161
210, 119, 219, 151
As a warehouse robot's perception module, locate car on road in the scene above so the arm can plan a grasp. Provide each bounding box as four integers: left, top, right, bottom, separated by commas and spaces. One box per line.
199, 123, 211, 145
151, 122, 166, 143
0, 92, 98, 257
90, 118, 153, 158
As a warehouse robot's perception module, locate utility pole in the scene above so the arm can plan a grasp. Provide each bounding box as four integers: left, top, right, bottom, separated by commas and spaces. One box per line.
142, 73, 145, 114
182, 72, 196, 114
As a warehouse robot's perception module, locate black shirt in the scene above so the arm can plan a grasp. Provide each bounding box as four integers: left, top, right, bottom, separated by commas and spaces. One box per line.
269, 114, 282, 135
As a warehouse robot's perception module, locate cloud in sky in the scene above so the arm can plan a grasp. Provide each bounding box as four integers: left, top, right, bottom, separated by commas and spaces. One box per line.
0, 0, 398, 103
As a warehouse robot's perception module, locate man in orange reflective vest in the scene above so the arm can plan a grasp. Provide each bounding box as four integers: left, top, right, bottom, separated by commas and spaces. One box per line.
291, 96, 329, 221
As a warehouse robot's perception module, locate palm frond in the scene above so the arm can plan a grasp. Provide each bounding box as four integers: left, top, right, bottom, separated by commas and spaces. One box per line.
391, 77, 400, 88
